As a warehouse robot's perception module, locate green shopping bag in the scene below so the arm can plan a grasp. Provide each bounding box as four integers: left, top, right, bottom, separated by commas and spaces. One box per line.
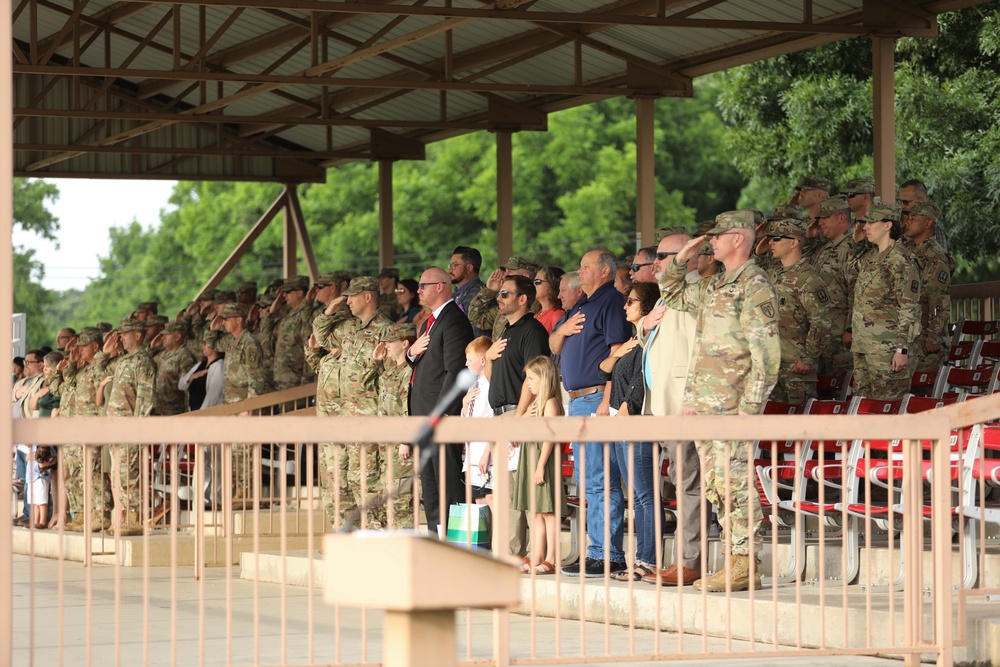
445, 503, 492, 550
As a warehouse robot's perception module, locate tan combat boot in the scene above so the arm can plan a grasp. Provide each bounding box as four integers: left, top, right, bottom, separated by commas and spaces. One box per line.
692, 554, 761, 592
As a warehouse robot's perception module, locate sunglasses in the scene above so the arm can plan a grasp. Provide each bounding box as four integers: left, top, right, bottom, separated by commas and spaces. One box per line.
497, 290, 523, 299
655, 251, 677, 261
625, 297, 641, 305
767, 235, 796, 242
706, 231, 740, 239
532, 278, 544, 285
630, 262, 653, 272
313, 283, 330, 289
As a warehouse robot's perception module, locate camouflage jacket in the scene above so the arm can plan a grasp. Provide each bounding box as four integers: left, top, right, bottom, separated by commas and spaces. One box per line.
767, 258, 833, 373
809, 232, 854, 336
270, 299, 316, 390
378, 292, 401, 322
468, 287, 541, 340
850, 242, 922, 353
218, 329, 267, 404
153, 346, 197, 415
306, 333, 341, 417
72, 361, 107, 417
313, 307, 393, 416
50, 363, 77, 417
660, 257, 780, 415
911, 239, 953, 348
104, 347, 157, 417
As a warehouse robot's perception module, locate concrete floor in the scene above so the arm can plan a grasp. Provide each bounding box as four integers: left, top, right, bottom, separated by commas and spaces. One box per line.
11, 554, 925, 667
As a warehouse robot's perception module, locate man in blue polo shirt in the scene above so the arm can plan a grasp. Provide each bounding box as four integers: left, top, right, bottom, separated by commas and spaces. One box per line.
550, 248, 632, 576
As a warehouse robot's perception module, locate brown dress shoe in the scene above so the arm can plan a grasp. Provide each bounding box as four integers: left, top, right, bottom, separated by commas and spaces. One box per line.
641, 564, 700, 586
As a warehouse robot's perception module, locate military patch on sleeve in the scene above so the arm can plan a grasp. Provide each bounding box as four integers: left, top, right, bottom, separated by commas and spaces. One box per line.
816, 288, 830, 304
246, 348, 260, 365
938, 270, 949, 284
760, 302, 775, 320
779, 297, 786, 306
910, 280, 919, 294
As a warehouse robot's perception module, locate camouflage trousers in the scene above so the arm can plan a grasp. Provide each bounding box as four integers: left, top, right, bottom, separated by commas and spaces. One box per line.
346, 444, 387, 529
231, 443, 256, 501
110, 444, 144, 523
769, 361, 817, 405
318, 443, 354, 529
912, 343, 948, 373
62, 445, 111, 520
853, 350, 910, 401
384, 445, 415, 530
819, 340, 854, 381
696, 440, 761, 556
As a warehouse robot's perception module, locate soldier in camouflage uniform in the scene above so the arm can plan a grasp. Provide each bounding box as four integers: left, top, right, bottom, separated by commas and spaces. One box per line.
374, 322, 417, 528
377, 267, 403, 322
902, 202, 953, 372
765, 218, 833, 405
262, 276, 316, 390
98, 319, 157, 535
312, 277, 393, 529
213, 303, 268, 506
150, 321, 197, 416
844, 177, 875, 222
753, 206, 807, 274
660, 210, 780, 592
467, 257, 540, 340
850, 203, 922, 400
811, 196, 857, 380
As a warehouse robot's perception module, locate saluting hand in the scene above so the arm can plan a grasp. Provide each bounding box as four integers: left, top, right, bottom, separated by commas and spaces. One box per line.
642, 303, 665, 333
325, 296, 347, 316
675, 235, 706, 265
485, 268, 506, 291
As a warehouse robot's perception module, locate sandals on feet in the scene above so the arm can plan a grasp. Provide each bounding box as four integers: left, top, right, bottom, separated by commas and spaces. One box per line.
611, 564, 654, 582
533, 561, 556, 575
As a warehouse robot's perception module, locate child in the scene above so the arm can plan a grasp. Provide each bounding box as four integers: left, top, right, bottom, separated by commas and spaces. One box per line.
28, 445, 53, 528
513, 356, 567, 574
461, 337, 494, 509
374, 322, 416, 529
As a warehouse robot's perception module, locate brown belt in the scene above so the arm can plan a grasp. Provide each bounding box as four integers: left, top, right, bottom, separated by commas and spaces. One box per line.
567, 385, 603, 399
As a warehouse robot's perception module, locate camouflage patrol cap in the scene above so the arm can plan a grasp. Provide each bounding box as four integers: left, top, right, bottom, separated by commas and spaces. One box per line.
845, 178, 875, 195
176, 314, 193, 329
219, 303, 248, 320
697, 240, 714, 256
817, 196, 851, 218
315, 273, 337, 286
707, 210, 757, 234
860, 202, 902, 223
147, 314, 169, 326
501, 256, 537, 272
655, 225, 689, 241
258, 292, 276, 308
795, 176, 831, 192
768, 218, 808, 239
265, 278, 285, 295
161, 321, 186, 335
342, 276, 380, 296
330, 270, 352, 285
202, 329, 223, 350
382, 322, 417, 342
118, 318, 146, 334
214, 290, 237, 304
95, 322, 113, 334
751, 209, 766, 226
199, 289, 218, 303
768, 205, 808, 221
695, 220, 715, 236
76, 327, 103, 346
280, 275, 310, 292
904, 201, 941, 223
135, 301, 159, 314
237, 281, 258, 296
378, 267, 401, 280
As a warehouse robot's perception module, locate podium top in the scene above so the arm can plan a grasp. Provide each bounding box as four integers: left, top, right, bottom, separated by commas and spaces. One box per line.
322, 532, 521, 611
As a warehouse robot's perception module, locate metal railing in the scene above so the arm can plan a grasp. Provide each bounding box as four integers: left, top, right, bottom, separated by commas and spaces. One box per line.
7, 391, 995, 667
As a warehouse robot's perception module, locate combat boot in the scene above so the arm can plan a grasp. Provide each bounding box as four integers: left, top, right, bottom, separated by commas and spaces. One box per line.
116, 511, 144, 536
692, 554, 761, 592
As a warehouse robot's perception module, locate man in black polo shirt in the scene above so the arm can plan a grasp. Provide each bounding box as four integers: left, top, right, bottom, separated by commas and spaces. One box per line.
486, 274, 551, 558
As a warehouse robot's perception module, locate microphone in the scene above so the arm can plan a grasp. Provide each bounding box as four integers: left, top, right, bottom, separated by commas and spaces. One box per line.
415, 368, 478, 474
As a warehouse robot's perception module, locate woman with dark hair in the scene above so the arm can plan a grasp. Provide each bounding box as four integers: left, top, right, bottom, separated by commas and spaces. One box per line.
396, 278, 424, 324
851, 203, 921, 401
533, 266, 565, 334
597, 280, 662, 581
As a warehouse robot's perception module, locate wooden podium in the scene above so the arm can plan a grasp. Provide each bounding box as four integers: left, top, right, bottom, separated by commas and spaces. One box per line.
323, 532, 521, 667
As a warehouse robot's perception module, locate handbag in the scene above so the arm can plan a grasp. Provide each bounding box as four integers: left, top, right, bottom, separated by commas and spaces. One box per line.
445, 503, 492, 550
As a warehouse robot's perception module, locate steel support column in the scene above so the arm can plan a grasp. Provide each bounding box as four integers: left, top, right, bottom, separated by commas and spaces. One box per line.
872, 36, 896, 203
283, 196, 297, 278
379, 159, 394, 269
496, 130, 513, 265
635, 96, 656, 247
1, 0, 14, 652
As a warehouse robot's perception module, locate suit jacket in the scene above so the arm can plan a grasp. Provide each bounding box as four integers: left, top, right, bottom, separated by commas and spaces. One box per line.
639, 274, 699, 417
408, 301, 474, 416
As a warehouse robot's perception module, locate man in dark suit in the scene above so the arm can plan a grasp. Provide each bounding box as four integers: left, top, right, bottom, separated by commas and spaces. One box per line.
407, 266, 475, 534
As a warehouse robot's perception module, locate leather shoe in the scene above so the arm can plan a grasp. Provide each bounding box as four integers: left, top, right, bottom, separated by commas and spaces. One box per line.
641, 564, 700, 586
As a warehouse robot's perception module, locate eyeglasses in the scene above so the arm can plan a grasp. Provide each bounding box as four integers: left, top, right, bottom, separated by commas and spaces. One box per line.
313, 284, 330, 289
532, 278, 544, 285
630, 262, 653, 272
843, 191, 862, 198
655, 251, 678, 261
497, 290, 523, 299
767, 235, 796, 242
707, 231, 741, 239
417, 281, 445, 290
25, 359, 42, 364
625, 297, 641, 305
447, 262, 468, 270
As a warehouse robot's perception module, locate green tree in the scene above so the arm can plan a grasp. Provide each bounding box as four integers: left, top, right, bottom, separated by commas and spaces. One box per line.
13, 178, 59, 348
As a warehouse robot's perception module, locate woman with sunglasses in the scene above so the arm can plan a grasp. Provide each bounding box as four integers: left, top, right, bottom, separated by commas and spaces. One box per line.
395, 278, 424, 325
850, 203, 921, 401
597, 281, 662, 581
533, 266, 565, 334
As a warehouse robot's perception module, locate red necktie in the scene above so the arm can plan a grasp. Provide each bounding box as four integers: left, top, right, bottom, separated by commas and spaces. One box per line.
410, 313, 437, 384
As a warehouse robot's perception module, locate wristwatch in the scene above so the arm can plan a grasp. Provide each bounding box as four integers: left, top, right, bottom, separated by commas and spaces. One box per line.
896, 347, 908, 355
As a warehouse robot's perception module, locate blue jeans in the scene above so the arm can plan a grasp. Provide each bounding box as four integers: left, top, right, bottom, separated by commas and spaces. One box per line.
15, 449, 28, 520
569, 392, 624, 562
614, 441, 661, 567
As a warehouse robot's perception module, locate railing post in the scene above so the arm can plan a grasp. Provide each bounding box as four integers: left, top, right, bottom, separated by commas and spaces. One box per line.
932, 422, 955, 667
